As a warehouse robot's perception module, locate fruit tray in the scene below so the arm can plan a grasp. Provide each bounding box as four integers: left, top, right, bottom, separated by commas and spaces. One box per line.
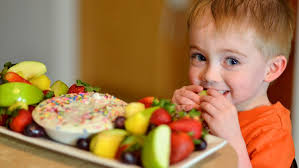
0, 126, 226, 168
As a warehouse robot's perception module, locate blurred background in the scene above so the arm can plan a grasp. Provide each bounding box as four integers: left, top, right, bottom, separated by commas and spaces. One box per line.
0, 0, 298, 159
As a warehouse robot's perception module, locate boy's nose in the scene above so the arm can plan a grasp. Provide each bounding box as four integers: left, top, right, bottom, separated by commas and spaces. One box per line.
200, 65, 221, 83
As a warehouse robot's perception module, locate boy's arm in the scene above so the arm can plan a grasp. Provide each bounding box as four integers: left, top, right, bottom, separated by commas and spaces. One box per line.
229, 135, 252, 168
200, 89, 252, 168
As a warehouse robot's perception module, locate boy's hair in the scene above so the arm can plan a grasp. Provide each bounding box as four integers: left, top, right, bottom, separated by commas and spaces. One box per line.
188, 0, 295, 60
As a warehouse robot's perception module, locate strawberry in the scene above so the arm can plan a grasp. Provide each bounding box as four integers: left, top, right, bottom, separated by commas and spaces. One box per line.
28, 105, 36, 113
170, 131, 194, 164
0, 114, 8, 126
168, 118, 202, 139
4, 72, 31, 84
115, 144, 130, 160
9, 109, 33, 133
43, 90, 55, 99
150, 108, 172, 126
68, 84, 85, 94
138, 96, 154, 108
68, 80, 100, 94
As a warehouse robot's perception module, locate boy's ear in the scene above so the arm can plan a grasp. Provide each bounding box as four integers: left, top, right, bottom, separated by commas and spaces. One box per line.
264, 55, 287, 82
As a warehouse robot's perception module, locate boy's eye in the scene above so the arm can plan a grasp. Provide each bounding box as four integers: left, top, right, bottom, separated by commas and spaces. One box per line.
226, 57, 239, 65
191, 53, 206, 61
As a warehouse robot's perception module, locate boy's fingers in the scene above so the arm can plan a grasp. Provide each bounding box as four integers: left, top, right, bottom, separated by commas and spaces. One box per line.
178, 104, 200, 111
200, 102, 218, 117
183, 85, 203, 93
200, 95, 226, 111
178, 89, 200, 104
202, 112, 213, 125
174, 95, 196, 105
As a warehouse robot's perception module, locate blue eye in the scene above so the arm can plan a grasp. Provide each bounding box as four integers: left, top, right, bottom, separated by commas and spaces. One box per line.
226, 57, 239, 65
191, 53, 206, 61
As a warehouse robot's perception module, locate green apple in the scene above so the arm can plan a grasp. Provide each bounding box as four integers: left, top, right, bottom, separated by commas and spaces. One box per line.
8, 101, 28, 111
0, 82, 44, 107
125, 102, 145, 118
125, 106, 159, 135
7, 61, 47, 80
50, 80, 69, 96
29, 74, 51, 90
90, 129, 127, 159
142, 125, 171, 168
199, 90, 207, 96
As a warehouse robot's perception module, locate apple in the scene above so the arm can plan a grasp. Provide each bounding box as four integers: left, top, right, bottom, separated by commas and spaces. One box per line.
0, 82, 43, 107
90, 129, 127, 159
7, 61, 47, 80
199, 90, 207, 96
8, 101, 28, 111
142, 125, 171, 168
125, 102, 145, 118
29, 74, 51, 90
50, 80, 69, 96
125, 106, 159, 135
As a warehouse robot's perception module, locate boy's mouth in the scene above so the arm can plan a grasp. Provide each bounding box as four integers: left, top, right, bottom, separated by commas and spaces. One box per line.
219, 90, 230, 96
203, 88, 230, 96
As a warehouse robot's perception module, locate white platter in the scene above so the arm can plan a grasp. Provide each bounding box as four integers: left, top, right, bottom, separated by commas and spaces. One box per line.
0, 126, 226, 168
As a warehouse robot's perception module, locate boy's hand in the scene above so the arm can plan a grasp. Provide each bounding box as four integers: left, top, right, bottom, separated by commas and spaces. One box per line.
200, 89, 243, 142
172, 85, 203, 111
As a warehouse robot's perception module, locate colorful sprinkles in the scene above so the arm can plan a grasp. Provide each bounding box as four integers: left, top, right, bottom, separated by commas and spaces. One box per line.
32, 92, 127, 133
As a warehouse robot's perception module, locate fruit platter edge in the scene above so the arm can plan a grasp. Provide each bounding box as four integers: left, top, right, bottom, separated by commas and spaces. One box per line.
0, 126, 227, 168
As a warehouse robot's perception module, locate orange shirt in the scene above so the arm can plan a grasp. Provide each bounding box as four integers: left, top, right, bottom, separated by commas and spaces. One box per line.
238, 102, 295, 168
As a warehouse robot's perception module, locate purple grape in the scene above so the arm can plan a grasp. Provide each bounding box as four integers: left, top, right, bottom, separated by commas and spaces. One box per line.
76, 138, 90, 151
195, 138, 207, 151
23, 123, 46, 137
121, 151, 138, 165
114, 116, 126, 129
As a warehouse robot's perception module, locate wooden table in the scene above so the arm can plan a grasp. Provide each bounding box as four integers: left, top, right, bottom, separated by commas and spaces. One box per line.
0, 133, 238, 168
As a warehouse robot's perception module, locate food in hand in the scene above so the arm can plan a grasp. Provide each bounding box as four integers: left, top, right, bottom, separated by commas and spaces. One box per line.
32, 92, 127, 145
170, 131, 194, 164
199, 90, 207, 96
0, 82, 43, 107
114, 116, 126, 129
76, 138, 91, 151
90, 129, 127, 158
50, 80, 69, 96
23, 122, 46, 137
150, 108, 172, 126
29, 74, 51, 90
125, 102, 145, 118
125, 106, 159, 135
168, 118, 202, 139
9, 109, 33, 133
138, 96, 155, 108
7, 61, 47, 80
142, 125, 171, 168
4, 72, 31, 84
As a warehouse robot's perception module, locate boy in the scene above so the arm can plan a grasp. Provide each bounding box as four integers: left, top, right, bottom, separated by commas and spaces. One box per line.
172, 0, 295, 167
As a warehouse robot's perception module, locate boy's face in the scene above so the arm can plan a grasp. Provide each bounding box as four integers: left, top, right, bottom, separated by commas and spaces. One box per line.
188, 19, 270, 111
